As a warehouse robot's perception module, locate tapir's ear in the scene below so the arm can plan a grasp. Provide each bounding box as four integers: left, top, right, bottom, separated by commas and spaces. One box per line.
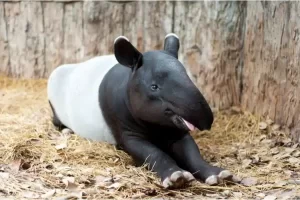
164, 33, 180, 59
114, 36, 143, 69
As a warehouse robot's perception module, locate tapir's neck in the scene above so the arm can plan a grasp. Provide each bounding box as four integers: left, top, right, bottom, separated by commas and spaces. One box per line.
123, 82, 148, 130
99, 64, 150, 138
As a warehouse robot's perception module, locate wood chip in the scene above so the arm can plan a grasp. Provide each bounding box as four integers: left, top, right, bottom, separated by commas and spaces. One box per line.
242, 159, 252, 168
55, 143, 67, 150
263, 195, 277, 200
22, 192, 40, 199
62, 177, 78, 191
259, 122, 268, 130
0, 172, 9, 179
41, 190, 56, 198
256, 193, 266, 198
241, 177, 257, 186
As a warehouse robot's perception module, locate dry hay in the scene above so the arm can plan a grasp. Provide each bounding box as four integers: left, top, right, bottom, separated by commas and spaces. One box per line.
0, 75, 300, 200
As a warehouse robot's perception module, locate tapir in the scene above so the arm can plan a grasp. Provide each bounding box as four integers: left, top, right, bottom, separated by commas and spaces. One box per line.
47, 33, 239, 189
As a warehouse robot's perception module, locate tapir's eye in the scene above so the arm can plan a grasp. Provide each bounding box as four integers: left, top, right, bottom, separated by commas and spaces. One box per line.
150, 84, 159, 91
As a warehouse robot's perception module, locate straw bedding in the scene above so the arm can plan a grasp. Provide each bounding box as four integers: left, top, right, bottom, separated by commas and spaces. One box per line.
0, 76, 299, 199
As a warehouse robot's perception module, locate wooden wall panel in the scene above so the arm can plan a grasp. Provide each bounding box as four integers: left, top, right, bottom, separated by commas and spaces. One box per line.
43, 2, 64, 77
82, 1, 103, 59
0, 2, 10, 75
123, 1, 144, 51
96, 2, 123, 55
174, 1, 246, 109
2, 1, 300, 140
4, 2, 45, 78
143, 1, 173, 51
242, 2, 300, 140
63, 2, 84, 64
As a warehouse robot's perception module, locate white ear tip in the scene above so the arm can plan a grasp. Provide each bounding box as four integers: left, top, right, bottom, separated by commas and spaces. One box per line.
165, 33, 179, 39
114, 36, 129, 44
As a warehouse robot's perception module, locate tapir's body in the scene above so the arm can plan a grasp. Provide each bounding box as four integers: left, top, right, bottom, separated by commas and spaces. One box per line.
47, 55, 117, 143
48, 34, 240, 189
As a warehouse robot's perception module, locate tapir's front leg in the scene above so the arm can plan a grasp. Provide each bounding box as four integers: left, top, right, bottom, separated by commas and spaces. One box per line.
168, 134, 240, 185
121, 132, 195, 188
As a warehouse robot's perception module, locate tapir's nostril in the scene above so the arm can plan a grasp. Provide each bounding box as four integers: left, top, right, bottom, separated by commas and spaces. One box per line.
199, 122, 212, 131
164, 108, 174, 116
204, 114, 214, 130
204, 123, 212, 130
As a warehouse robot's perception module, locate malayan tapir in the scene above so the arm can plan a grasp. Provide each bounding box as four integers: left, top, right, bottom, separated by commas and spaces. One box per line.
47, 33, 239, 189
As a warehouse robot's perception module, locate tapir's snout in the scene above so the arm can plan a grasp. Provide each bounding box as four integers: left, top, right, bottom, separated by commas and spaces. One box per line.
190, 98, 214, 131
198, 107, 213, 131
166, 80, 214, 132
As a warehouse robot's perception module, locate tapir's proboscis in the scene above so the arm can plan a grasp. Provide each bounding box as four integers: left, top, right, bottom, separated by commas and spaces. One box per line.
47, 33, 240, 189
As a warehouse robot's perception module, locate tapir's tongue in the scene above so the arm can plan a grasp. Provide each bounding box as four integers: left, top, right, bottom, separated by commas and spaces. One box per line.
182, 118, 195, 131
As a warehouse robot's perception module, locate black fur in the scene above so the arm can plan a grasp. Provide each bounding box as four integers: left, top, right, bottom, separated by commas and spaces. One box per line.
97, 35, 229, 187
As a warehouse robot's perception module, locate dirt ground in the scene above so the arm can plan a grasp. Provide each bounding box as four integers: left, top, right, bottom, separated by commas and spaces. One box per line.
0, 76, 300, 200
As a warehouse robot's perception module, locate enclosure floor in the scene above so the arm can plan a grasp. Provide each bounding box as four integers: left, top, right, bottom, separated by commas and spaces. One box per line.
0, 76, 299, 200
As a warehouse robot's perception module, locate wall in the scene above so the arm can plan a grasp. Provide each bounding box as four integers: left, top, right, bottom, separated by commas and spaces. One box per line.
242, 1, 300, 141
174, 1, 245, 109
1, 1, 300, 140
0, 1, 244, 111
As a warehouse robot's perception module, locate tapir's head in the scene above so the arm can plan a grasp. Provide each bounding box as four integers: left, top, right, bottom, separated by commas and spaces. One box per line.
114, 33, 213, 132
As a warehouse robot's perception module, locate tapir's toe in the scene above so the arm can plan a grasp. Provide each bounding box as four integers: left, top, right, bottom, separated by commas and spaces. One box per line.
218, 170, 242, 184
232, 175, 242, 183
205, 170, 241, 185
162, 171, 195, 189
205, 175, 218, 185
218, 170, 232, 180
182, 171, 195, 182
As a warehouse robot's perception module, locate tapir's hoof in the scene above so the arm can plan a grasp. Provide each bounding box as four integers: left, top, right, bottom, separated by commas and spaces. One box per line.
218, 170, 243, 184
218, 170, 232, 180
205, 175, 218, 185
162, 171, 195, 189
232, 175, 242, 183
205, 170, 240, 185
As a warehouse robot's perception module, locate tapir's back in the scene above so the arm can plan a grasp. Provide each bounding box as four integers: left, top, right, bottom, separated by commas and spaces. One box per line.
47, 55, 118, 144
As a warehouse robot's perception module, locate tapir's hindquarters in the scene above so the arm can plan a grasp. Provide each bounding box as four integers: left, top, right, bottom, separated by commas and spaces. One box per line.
47, 56, 118, 143
47, 64, 75, 130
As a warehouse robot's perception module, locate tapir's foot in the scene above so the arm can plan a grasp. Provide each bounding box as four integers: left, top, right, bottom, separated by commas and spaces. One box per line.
61, 128, 74, 135
162, 171, 195, 189
204, 167, 241, 186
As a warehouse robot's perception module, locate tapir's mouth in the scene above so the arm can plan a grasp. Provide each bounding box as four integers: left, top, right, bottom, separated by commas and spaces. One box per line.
170, 115, 196, 132
165, 108, 198, 132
